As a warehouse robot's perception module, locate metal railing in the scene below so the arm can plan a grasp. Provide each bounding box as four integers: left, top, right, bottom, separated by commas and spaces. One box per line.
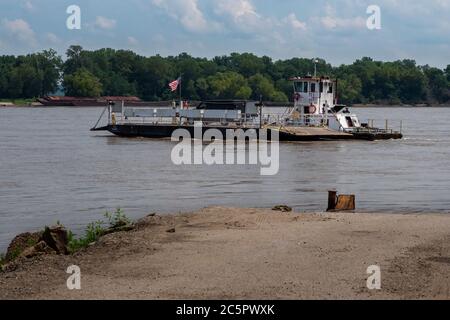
365, 119, 404, 134
113, 112, 264, 129
264, 114, 329, 127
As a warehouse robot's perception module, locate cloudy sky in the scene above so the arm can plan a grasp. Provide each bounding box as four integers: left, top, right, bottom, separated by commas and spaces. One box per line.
0, 0, 449, 67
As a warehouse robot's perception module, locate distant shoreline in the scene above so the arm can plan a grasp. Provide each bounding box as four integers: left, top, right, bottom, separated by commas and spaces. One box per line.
352, 103, 450, 108
2, 102, 450, 108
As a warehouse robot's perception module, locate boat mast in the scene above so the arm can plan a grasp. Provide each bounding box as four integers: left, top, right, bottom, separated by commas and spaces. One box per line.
313, 58, 318, 77
259, 95, 263, 129
335, 78, 339, 105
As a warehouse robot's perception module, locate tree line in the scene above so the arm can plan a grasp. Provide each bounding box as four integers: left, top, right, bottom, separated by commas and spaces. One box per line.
1, 45, 449, 105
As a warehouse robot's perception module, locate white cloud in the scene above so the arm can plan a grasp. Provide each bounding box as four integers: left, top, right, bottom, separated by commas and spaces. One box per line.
215, 0, 258, 20
2, 18, 36, 45
378, 0, 450, 15
94, 16, 117, 30
283, 13, 307, 30
214, 0, 268, 32
150, 0, 298, 42
128, 36, 139, 45
45, 32, 61, 44
22, 1, 34, 11
152, 0, 217, 33
320, 15, 366, 29
213, 0, 308, 46
316, 3, 366, 30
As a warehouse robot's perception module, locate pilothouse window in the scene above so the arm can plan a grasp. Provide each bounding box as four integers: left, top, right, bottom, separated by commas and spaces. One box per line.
328, 84, 333, 93
346, 116, 355, 128
311, 83, 316, 93
303, 82, 309, 93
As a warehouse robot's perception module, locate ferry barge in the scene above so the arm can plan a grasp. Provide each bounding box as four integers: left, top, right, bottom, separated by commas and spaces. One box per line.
91, 76, 403, 141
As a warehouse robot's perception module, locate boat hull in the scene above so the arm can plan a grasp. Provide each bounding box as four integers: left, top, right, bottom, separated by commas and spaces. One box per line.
96, 124, 402, 141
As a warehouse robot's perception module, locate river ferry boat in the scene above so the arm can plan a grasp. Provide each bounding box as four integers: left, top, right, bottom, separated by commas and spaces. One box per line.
91, 76, 403, 141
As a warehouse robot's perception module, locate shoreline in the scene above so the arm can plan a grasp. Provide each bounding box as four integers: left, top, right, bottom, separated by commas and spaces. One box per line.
352, 103, 450, 108
1, 207, 450, 300
2, 102, 450, 108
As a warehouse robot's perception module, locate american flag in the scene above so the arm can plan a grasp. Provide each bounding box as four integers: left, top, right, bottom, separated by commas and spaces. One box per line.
169, 77, 181, 92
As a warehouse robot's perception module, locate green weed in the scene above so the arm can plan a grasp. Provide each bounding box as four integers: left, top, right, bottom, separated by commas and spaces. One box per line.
67, 208, 131, 253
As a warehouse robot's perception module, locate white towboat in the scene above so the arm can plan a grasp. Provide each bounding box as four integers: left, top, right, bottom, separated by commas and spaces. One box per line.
91, 75, 403, 141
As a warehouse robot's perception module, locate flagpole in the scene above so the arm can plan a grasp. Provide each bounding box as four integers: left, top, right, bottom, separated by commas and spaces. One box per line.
179, 75, 182, 109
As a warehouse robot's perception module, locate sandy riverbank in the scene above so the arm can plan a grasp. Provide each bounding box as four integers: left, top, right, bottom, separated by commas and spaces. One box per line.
1, 207, 450, 300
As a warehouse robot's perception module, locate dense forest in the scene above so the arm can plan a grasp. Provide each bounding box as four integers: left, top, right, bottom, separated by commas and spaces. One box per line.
1, 45, 449, 105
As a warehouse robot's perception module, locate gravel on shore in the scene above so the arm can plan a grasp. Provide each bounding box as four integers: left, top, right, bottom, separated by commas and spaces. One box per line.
1, 207, 450, 300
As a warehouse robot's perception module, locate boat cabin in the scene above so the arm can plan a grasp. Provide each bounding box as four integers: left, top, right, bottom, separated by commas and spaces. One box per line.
290, 76, 362, 132
291, 76, 335, 115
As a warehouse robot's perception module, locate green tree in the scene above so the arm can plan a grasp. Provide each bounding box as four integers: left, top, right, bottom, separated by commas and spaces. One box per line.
229, 53, 266, 78
207, 71, 252, 100
103, 73, 137, 96
64, 45, 84, 74
169, 53, 203, 100
35, 49, 63, 96
423, 66, 450, 103
248, 74, 274, 100
63, 69, 103, 97
1, 46, 449, 104
7, 63, 43, 98
398, 67, 427, 103
270, 91, 289, 102
0, 51, 61, 99
337, 75, 363, 104
134, 55, 174, 101
248, 74, 288, 102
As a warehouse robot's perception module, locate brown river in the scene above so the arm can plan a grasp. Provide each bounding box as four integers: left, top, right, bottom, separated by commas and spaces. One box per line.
1, 107, 449, 250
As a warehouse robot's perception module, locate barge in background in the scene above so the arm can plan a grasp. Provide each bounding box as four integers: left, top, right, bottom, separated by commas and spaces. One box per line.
38, 96, 177, 107
91, 76, 403, 141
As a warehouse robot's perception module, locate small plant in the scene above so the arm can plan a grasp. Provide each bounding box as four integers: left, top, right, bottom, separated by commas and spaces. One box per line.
105, 208, 131, 229
0, 253, 5, 266
67, 220, 106, 253
9, 247, 23, 261
66, 209, 131, 254
26, 237, 38, 248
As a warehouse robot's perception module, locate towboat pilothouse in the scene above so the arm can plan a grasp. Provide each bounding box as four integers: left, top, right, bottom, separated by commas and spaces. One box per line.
91, 75, 403, 141
284, 75, 402, 140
